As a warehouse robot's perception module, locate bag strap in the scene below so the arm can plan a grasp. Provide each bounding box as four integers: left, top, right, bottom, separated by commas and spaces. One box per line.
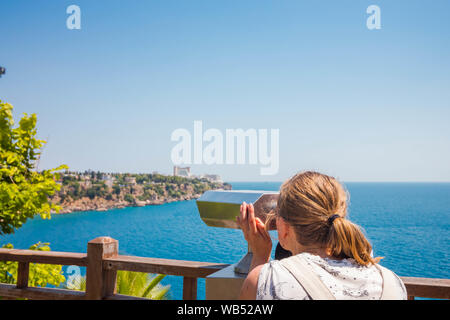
280, 255, 336, 300
374, 264, 401, 300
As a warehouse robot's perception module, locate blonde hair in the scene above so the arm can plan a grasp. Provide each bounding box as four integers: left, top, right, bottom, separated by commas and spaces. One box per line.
269, 171, 381, 266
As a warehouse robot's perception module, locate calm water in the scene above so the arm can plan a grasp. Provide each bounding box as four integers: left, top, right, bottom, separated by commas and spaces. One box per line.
1, 182, 449, 299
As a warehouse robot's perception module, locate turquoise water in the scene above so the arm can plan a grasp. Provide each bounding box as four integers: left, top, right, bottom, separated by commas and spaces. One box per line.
1, 182, 449, 299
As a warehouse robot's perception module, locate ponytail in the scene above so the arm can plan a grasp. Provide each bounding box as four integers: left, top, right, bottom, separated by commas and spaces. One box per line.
327, 217, 382, 266
277, 171, 382, 266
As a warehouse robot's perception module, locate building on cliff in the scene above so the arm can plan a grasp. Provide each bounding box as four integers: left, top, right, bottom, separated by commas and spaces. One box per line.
173, 166, 191, 178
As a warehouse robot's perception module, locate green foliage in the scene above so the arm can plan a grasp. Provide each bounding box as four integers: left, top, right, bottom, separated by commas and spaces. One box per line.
0, 242, 65, 287
86, 184, 107, 200
112, 184, 121, 195
64, 271, 171, 299
124, 193, 135, 204
135, 175, 148, 184
53, 171, 229, 207
0, 99, 67, 292
0, 100, 68, 235
116, 271, 170, 299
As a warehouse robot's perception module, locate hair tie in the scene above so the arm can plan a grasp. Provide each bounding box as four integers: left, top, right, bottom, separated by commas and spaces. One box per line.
327, 214, 340, 226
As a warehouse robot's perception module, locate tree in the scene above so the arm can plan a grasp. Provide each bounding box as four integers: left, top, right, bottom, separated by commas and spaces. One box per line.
0, 99, 68, 235
124, 193, 135, 204
112, 184, 121, 195
0, 99, 68, 290
86, 188, 97, 200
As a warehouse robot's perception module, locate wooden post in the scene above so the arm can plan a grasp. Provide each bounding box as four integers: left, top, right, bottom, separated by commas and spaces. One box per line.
16, 262, 29, 289
183, 277, 197, 300
85, 237, 118, 299
102, 266, 118, 298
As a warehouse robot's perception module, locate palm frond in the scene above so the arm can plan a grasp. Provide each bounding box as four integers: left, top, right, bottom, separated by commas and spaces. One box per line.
63, 271, 170, 300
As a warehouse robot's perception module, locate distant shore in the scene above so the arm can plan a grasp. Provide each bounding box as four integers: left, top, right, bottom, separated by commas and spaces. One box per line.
54, 193, 206, 214
51, 171, 231, 214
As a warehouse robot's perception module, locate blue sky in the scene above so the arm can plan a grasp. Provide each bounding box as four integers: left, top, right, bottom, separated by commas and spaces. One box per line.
1, 0, 449, 182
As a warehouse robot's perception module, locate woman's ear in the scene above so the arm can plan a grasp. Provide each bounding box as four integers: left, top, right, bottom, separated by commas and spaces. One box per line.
277, 217, 290, 244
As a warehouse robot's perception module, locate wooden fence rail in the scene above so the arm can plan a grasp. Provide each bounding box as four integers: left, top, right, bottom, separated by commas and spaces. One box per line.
0, 236, 449, 300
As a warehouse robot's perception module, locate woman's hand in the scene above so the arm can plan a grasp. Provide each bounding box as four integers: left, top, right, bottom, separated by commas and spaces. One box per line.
236, 202, 272, 269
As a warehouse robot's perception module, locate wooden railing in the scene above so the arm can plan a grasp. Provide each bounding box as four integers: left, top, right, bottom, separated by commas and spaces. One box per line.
0, 236, 449, 300
402, 277, 450, 300
0, 237, 228, 300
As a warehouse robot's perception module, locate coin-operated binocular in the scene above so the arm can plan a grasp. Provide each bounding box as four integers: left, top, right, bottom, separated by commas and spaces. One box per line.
196, 190, 279, 299
196, 190, 278, 275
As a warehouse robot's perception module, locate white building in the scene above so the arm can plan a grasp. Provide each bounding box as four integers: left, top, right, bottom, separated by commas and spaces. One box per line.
101, 174, 115, 188
198, 174, 222, 183
173, 166, 191, 178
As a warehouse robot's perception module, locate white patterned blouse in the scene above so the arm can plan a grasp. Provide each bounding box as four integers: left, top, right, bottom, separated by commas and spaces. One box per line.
256, 252, 407, 300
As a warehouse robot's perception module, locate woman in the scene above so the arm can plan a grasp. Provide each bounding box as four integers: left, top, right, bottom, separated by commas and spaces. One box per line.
237, 171, 407, 300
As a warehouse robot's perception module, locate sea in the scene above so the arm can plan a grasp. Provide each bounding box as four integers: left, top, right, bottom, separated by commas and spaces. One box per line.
1, 182, 449, 300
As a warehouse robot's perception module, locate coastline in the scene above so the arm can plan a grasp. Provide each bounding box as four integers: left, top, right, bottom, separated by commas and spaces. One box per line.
53, 193, 204, 214
51, 171, 232, 215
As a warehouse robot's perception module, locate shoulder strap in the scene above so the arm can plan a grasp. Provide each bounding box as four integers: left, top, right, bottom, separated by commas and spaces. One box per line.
374, 264, 402, 300
280, 255, 336, 300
